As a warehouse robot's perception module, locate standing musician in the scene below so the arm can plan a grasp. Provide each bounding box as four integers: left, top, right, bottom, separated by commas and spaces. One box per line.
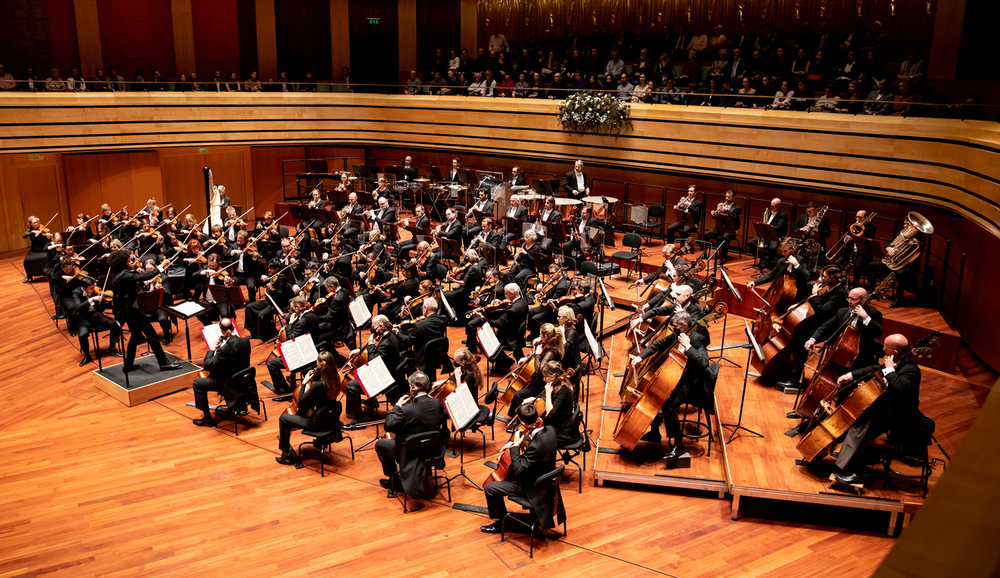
509, 165, 528, 188
528, 264, 570, 339
344, 315, 404, 429
375, 372, 448, 511
444, 249, 484, 319
556, 305, 583, 399
630, 311, 712, 460
69, 278, 123, 365
804, 286, 884, 370
666, 185, 703, 244
244, 258, 291, 341
223, 206, 246, 244
561, 159, 590, 201
749, 197, 789, 263
445, 158, 464, 183
507, 230, 542, 287
746, 238, 812, 301
480, 402, 558, 535
315, 275, 355, 356
501, 195, 530, 247
275, 350, 344, 465
507, 323, 564, 418
396, 297, 448, 379
396, 204, 431, 263
830, 334, 922, 486
107, 249, 181, 372
401, 156, 418, 180
266, 295, 320, 395
702, 189, 742, 265
191, 317, 252, 427
467, 283, 528, 372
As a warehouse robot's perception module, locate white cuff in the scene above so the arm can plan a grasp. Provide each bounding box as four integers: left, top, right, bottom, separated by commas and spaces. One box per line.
863, 316, 871, 326
677, 344, 689, 355
882, 367, 895, 376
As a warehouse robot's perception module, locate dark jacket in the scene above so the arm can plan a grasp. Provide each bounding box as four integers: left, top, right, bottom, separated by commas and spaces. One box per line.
384, 394, 448, 498
203, 336, 252, 404
508, 425, 558, 527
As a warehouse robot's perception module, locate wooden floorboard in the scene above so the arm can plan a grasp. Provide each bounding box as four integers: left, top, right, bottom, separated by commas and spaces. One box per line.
1, 247, 990, 577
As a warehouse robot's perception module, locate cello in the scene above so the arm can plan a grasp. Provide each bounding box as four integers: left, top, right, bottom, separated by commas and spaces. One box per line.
794, 274, 898, 419
750, 253, 802, 347
795, 332, 940, 462
755, 265, 852, 378
630, 276, 718, 353
614, 301, 728, 452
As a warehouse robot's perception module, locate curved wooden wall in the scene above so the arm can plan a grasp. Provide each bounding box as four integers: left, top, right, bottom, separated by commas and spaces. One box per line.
2, 92, 1000, 238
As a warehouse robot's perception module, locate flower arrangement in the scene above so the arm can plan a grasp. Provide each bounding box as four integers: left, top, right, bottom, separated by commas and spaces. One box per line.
557, 92, 633, 136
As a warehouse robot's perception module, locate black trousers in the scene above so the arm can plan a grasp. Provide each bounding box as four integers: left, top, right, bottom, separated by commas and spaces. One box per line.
267, 357, 291, 393
666, 221, 697, 243
192, 376, 221, 419
485, 479, 526, 520
702, 229, 738, 260
244, 299, 277, 340
375, 438, 399, 477
76, 313, 120, 354
345, 379, 403, 418
117, 309, 168, 367
507, 381, 544, 418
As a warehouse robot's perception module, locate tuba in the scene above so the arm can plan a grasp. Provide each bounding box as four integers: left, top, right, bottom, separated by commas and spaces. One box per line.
882, 212, 933, 271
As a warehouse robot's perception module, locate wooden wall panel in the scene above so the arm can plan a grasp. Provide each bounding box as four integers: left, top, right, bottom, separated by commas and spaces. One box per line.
249, 146, 304, 219
206, 149, 251, 215
159, 149, 213, 221
97, 154, 142, 213
128, 152, 164, 208
17, 166, 63, 235
63, 154, 105, 220
0, 157, 22, 253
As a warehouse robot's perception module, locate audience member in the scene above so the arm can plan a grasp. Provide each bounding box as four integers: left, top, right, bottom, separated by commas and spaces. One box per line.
45, 68, 67, 92
405, 70, 421, 95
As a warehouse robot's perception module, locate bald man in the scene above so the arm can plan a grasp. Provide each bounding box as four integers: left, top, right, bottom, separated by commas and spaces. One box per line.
805, 286, 884, 371
748, 197, 788, 265
830, 333, 922, 486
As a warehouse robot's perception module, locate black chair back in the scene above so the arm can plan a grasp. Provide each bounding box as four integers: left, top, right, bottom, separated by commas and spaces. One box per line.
402, 430, 445, 462
622, 232, 642, 250
425, 336, 450, 371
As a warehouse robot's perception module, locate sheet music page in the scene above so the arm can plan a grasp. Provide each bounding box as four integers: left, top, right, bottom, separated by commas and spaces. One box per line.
445, 382, 479, 430
171, 300, 208, 317
356, 355, 394, 398
477, 322, 501, 358
280, 333, 319, 372
583, 317, 602, 361
349, 295, 372, 328
439, 291, 456, 321
201, 322, 242, 350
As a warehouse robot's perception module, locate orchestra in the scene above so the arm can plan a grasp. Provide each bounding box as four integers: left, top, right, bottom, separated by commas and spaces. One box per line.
16, 163, 944, 524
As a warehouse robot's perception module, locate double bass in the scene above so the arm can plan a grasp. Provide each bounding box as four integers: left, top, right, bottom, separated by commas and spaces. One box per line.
614, 301, 728, 452
794, 274, 898, 420
795, 332, 940, 462
750, 248, 803, 347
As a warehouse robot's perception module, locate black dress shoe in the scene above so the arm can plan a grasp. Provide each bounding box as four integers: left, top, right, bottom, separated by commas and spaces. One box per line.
833, 472, 869, 486
889, 299, 903, 309
342, 420, 366, 431
663, 443, 685, 461
69, 330, 77, 337
23, 277, 30, 283
108, 347, 123, 358
480, 522, 503, 534
193, 417, 216, 427
161, 336, 170, 345
777, 380, 801, 391
79, 355, 92, 367
159, 362, 182, 371
640, 430, 662, 444
275, 451, 297, 465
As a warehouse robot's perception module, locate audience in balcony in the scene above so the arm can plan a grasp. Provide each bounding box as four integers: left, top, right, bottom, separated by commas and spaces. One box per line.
44, 68, 67, 92
0, 64, 16, 91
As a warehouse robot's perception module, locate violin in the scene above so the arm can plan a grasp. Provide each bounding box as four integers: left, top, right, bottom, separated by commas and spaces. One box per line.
532, 270, 564, 306
465, 298, 512, 319
397, 315, 425, 330
371, 277, 403, 294
446, 261, 472, 282
470, 281, 497, 303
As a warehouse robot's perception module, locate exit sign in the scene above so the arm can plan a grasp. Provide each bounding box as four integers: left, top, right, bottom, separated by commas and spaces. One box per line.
199, 147, 209, 153
28, 154, 44, 161
368, 17, 380, 24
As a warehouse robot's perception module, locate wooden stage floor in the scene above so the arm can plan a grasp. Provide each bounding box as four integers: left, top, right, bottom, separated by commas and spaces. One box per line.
0, 246, 993, 578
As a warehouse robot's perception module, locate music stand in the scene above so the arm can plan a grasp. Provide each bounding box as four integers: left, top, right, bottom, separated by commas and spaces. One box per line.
161, 299, 211, 361
712, 267, 743, 368
541, 221, 566, 251
65, 230, 89, 247
479, 243, 508, 269
747, 222, 780, 271
208, 284, 247, 317
711, 213, 736, 264
722, 320, 765, 443
439, 238, 463, 266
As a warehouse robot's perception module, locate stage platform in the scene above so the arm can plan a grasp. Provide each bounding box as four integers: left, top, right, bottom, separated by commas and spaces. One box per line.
92, 352, 201, 407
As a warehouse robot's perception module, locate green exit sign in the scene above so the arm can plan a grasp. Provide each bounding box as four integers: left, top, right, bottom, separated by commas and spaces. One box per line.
368, 17, 380, 24
199, 147, 209, 153
28, 154, 44, 161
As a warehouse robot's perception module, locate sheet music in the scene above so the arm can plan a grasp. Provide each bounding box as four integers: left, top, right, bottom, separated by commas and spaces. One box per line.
279, 333, 319, 372
349, 295, 371, 328
438, 291, 456, 321
201, 322, 242, 350
477, 322, 501, 358
356, 355, 395, 398
170, 300, 209, 317
445, 382, 479, 430
583, 317, 602, 361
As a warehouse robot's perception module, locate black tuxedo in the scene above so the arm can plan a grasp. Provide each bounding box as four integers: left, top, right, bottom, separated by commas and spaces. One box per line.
396, 314, 448, 378
377, 394, 448, 499
562, 170, 589, 199
445, 169, 464, 183
753, 256, 813, 302
666, 196, 703, 243
504, 204, 529, 221
68, 286, 120, 354
318, 287, 354, 344
750, 208, 789, 260
193, 336, 252, 418
793, 213, 832, 248
485, 425, 559, 527
372, 208, 396, 224
444, 262, 483, 315
111, 266, 169, 367
509, 175, 527, 187
702, 202, 743, 260
811, 306, 884, 370
639, 331, 712, 440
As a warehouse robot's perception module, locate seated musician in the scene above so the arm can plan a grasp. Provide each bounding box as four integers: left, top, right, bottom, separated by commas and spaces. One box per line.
133, 221, 161, 260
306, 188, 326, 210
191, 317, 252, 427
443, 249, 484, 319
373, 177, 395, 203
408, 240, 438, 280
358, 251, 388, 310
666, 185, 703, 244
368, 196, 396, 225
535, 360, 577, 446
396, 297, 448, 379
253, 211, 282, 242
354, 231, 386, 278
632, 244, 686, 309
140, 258, 172, 343
469, 217, 503, 254
178, 213, 204, 243
335, 171, 354, 193
804, 286, 884, 374
630, 311, 712, 460
432, 207, 463, 258
343, 315, 404, 429
793, 201, 832, 250
840, 209, 877, 280
563, 205, 596, 261
467, 283, 528, 372
375, 371, 448, 511
275, 351, 344, 465
378, 265, 421, 323
265, 296, 320, 394
501, 195, 529, 247
402, 280, 437, 320
223, 205, 245, 244
701, 189, 742, 265
204, 223, 228, 255
229, 230, 259, 299
315, 275, 354, 357
471, 267, 504, 309
528, 264, 571, 339
470, 189, 494, 219
137, 197, 162, 224
556, 305, 583, 399
480, 402, 558, 534
69, 278, 123, 365
401, 156, 418, 180
244, 258, 292, 341
830, 334, 921, 486
322, 239, 354, 284
509, 166, 528, 188
748, 197, 789, 264
293, 261, 324, 302
746, 238, 811, 302
507, 230, 542, 288
507, 323, 564, 418
341, 193, 365, 241
396, 204, 431, 263
195, 253, 237, 326
449, 347, 484, 396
